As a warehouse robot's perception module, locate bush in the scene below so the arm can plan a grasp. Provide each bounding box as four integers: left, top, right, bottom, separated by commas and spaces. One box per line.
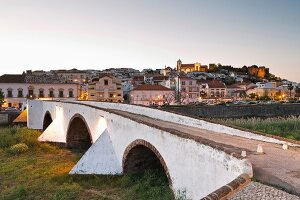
0, 133, 16, 148
0, 127, 41, 150
8, 143, 29, 155
218, 116, 300, 141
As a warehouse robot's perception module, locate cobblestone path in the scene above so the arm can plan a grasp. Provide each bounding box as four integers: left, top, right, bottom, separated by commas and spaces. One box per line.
230, 182, 300, 200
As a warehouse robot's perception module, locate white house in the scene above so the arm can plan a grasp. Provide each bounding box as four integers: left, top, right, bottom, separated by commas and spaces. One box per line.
130, 84, 175, 106
0, 74, 79, 108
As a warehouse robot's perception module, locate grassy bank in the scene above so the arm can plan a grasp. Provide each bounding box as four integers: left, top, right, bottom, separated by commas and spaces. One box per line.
217, 116, 300, 141
0, 127, 180, 200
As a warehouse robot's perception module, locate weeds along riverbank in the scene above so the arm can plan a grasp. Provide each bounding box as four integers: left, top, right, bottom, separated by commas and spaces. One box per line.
0, 126, 186, 200
216, 116, 300, 141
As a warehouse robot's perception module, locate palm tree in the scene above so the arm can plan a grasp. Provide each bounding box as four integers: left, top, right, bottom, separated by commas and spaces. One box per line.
287, 83, 294, 98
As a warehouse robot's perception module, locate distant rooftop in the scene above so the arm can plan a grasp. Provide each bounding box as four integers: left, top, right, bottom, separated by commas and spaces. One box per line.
0, 73, 73, 84
132, 84, 172, 91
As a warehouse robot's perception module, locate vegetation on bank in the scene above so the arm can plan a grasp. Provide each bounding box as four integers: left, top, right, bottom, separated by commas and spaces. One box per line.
0, 127, 184, 200
218, 116, 300, 141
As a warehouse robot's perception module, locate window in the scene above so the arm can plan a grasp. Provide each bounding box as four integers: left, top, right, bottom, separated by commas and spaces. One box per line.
69, 90, 74, 98
7, 89, 13, 97
18, 89, 23, 98
59, 90, 64, 98
104, 80, 109, 85
189, 81, 192, 85
110, 94, 113, 97
49, 90, 54, 98
28, 89, 34, 96
181, 81, 185, 85
39, 89, 44, 98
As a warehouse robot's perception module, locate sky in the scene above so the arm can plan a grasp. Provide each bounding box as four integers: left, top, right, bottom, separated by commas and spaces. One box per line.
0, 0, 300, 82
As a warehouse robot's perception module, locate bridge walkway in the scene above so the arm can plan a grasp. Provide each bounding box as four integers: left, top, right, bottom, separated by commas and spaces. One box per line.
105, 108, 300, 196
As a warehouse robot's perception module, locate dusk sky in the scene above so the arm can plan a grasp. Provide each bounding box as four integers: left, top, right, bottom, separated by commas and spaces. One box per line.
0, 0, 300, 82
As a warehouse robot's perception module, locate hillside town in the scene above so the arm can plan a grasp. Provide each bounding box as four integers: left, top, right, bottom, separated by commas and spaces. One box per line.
0, 59, 300, 109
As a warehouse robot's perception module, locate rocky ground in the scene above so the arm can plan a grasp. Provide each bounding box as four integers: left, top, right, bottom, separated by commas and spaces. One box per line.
230, 182, 300, 200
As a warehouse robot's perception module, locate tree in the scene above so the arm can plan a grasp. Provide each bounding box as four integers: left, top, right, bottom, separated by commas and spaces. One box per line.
165, 92, 176, 105
179, 91, 189, 104
239, 91, 247, 99
200, 91, 207, 98
248, 93, 257, 100
0, 90, 5, 108
287, 83, 294, 98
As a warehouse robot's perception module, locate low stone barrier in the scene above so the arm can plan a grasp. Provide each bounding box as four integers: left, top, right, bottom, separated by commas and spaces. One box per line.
0, 112, 20, 126
163, 104, 300, 118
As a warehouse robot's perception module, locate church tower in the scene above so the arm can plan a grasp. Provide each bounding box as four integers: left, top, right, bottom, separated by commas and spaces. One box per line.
177, 59, 182, 71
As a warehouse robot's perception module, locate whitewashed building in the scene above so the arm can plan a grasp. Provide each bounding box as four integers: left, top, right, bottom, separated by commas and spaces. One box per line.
130, 84, 175, 106
0, 74, 79, 108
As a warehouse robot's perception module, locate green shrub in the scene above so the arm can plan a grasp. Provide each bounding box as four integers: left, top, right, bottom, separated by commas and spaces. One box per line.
0, 133, 16, 148
0, 127, 42, 150
9, 143, 29, 155
218, 116, 300, 141
122, 170, 173, 200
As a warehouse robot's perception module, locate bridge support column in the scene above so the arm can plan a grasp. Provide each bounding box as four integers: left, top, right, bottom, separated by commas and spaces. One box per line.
70, 129, 122, 174
38, 118, 66, 143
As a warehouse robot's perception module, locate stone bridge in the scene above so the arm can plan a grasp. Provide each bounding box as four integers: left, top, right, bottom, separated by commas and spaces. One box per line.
27, 100, 300, 199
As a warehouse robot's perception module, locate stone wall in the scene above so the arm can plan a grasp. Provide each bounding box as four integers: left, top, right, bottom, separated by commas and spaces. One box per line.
163, 104, 300, 118
0, 112, 20, 125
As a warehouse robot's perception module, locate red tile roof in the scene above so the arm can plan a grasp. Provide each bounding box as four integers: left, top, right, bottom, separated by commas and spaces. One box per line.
133, 76, 144, 81
153, 76, 168, 81
0, 74, 26, 83
179, 76, 194, 80
132, 84, 172, 91
207, 80, 226, 88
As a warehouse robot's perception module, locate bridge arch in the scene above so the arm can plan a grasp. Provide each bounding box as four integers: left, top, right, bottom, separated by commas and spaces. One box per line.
43, 111, 53, 131
66, 114, 93, 151
122, 139, 172, 186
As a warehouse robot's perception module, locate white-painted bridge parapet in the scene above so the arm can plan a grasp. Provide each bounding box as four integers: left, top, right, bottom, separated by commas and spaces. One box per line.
27, 100, 253, 199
